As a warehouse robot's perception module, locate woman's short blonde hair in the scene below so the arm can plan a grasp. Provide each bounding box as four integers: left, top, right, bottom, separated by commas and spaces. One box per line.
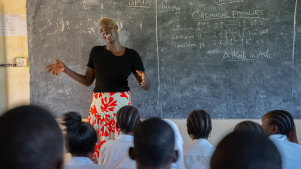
99, 17, 117, 28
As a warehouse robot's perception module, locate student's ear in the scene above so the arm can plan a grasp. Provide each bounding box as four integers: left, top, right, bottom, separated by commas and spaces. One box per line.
289, 124, 299, 144
271, 125, 279, 134
171, 150, 178, 163
129, 147, 136, 160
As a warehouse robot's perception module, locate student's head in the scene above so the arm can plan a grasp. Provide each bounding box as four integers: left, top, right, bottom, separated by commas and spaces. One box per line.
163, 119, 185, 169
210, 131, 282, 169
62, 112, 97, 157
164, 119, 184, 149
98, 17, 118, 42
0, 105, 64, 169
261, 110, 294, 137
187, 110, 212, 139
116, 105, 141, 134
129, 118, 178, 169
234, 120, 266, 135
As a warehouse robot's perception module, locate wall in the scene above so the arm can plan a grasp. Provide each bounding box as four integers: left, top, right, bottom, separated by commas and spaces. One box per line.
0, 2, 7, 114
0, 0, 30, 115
172, 119, 301, 147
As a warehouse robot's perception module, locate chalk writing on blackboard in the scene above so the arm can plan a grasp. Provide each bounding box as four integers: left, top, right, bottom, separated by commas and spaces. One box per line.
214, 0, 244, 6
160, 6, 272, 61
82, 0, 100, 9
128, 0, 152, 8
192, 10, 265, 21
222, 48, 272, 62
158, 1, 180, 13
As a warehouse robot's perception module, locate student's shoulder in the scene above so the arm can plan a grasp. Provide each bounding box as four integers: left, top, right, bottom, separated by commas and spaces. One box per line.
66, 165, 108, 169
287, 141, 301, 150
92, 163, 109, 169
183, 143, 197, 155
208, 142, 215, 149
101, 140, 116, 149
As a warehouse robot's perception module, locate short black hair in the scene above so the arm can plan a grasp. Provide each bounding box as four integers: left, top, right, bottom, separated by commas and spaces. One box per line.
133, 118, 175, 167
210, 131, 282, 169
116, 105, 140, 133
234, 120, 266, 135
0, 105, 63, 169
62, 112, 97, 156
187, 110, 212, 139
263, 110, 294, 137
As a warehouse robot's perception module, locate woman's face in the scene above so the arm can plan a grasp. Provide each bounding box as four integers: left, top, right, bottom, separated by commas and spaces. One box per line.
261, 117, 276, 136
99, 23, 118, 43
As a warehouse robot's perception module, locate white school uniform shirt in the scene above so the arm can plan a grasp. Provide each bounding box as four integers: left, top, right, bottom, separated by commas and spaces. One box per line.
99, 133, 136, 169
163, 119, 186, 169
183, 139, 215, 169
269, 134, 301, 169
65, 157, 108, 169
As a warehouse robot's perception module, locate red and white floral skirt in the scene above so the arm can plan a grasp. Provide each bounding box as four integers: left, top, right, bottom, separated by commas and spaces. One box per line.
87, 91, 131, 160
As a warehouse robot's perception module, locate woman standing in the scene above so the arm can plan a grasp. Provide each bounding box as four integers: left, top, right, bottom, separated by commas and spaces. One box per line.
46, 17, 150, 160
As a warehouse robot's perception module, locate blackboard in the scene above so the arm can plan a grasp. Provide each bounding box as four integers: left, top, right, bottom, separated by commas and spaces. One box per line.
27, 0, 301, 119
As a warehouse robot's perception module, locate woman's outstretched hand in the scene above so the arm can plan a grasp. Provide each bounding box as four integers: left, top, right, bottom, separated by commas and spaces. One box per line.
45, 58, 65, 76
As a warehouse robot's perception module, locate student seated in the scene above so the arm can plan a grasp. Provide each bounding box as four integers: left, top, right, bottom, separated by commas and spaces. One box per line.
163, 119, 186, 169
99, 105, 140, 169
210, 131, 282, 169
234, 120, 266, 135
262, 110, 301, 169
0, 105, 64, 169
183, 110, 215, 169
62, 112, 107, 169
129, 118, 178, 169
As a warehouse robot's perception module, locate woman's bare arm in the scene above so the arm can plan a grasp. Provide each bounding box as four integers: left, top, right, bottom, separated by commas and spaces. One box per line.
46, 58, 95, 87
